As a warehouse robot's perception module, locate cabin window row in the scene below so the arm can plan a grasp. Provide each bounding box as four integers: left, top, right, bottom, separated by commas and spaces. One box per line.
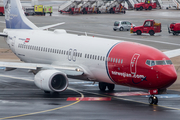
18, 44, 82, 57
85, 54, 105, 61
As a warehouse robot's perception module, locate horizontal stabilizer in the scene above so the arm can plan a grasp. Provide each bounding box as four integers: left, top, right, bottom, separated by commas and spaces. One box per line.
0, 32, 7, 37
39, 22, 65, 30
163, 49, 180, 58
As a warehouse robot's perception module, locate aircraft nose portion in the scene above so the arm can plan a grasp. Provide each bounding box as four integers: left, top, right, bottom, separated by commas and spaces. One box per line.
160, 65, 177, 89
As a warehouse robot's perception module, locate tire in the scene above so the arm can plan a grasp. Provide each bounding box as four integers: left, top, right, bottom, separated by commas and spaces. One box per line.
99, 82, 106, 91
107, 84, 115, 91
173, 32, 176, 35
153, 97, 158, 104
113, 29, 117, 31
140, 6, 143, 10
148, 6, 152, 10
136, 8, 139, 11
136, 30, 142, 35
0, 12, 3, 16
119, 27, 124, 31
149, 30, 155, 36
149, 96, 154, 104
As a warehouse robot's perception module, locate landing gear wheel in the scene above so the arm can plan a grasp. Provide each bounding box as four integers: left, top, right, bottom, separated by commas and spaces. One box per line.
153, 96, 158, 104
99, 82, 106, 91
149, 96, 154, 104
119, 27, 124, 31
149, 96, 158, 104
107, 84, 115, 91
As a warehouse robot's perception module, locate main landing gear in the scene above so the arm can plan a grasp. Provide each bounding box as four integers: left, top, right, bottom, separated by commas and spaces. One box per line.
149, 95, 158, 104
99, 82, 115, 91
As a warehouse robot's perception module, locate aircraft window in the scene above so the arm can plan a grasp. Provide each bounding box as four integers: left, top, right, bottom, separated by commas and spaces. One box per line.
97, 56, 99, 60
85, 54, 87, 58
151, 61, 155, 66
64, 51, 66, 55
95, 55, 97, 60
61, 50, 63, 54
118, 59, 120, 63
103, 57, 105, 61
146, 60, 150, 66
155, 60, 166, 65
100, 56, 102, 61
87, 54, 89, 58
166, 60, 172, 65
90, 55, 92, 59
108, 57, 110, 62
116, 59, 118, 63
59, 50, 61, 54
113, 58, 115, 63
66, 51, 68, 55
111, 58, 113, 62
92, 55, 94, 59
121, 59, 123, 64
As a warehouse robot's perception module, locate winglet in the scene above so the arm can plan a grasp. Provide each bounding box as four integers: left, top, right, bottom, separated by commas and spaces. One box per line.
0, 32, 7, 37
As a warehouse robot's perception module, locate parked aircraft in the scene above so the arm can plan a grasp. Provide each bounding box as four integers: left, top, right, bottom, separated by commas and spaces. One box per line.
0, 0, 179, 104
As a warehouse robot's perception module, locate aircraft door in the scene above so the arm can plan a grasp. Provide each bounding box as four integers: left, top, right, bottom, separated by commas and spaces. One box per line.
11, 36, 16, 54
130, 53, 140, 74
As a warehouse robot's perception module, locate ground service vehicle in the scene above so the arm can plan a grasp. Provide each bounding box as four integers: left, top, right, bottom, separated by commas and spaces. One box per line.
130, 20, 161, 36
24, 7, 35, 16
134, 0, 157, 10
34, 5, 53, 16
168, 23, 180, 36
0, 7, 4, 16
113, 21, 135, 31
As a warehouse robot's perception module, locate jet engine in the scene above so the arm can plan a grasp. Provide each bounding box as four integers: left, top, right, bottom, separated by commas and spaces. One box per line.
34, 69, 68, 92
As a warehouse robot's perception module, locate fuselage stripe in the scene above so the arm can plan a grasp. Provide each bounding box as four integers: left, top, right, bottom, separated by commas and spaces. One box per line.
105, 42, 121, 84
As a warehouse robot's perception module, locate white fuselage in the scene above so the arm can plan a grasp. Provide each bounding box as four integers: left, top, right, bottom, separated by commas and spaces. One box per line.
4, 29, 123, 84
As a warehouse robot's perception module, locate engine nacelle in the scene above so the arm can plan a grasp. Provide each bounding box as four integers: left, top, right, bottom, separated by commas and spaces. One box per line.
34, 69, 68, 92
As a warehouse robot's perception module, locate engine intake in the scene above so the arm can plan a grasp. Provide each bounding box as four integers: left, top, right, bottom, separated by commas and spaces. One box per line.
34, 70, 68, 92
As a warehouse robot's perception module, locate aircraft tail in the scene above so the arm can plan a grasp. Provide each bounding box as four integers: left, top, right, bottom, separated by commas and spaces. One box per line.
3, 0, 39, 29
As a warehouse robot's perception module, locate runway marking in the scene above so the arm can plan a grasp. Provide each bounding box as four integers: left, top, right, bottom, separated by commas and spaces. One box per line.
77, 90, 180, 111
66, 29, 180, 46
67, 97, 111, 101
0, 88, 84, 120
107, 92, 149, 96
0, 75, 180, 112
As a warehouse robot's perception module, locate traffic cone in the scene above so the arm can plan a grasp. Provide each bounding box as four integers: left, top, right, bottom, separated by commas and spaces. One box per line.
130, 24, 133, 33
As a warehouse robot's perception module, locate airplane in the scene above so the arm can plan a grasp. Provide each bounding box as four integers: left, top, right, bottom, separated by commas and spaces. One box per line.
0, 0, 179, 105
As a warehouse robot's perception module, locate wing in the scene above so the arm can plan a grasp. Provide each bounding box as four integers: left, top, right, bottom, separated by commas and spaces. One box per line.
39, 22, 65, 30
163, 49, 180, 58
0, 32, 8, 37
0, 62, 84, 76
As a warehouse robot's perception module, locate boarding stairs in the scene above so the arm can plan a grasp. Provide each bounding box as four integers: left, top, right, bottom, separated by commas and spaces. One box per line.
59, 0, 82, 12
160, 0, 178, 9
106, 0, 120, 10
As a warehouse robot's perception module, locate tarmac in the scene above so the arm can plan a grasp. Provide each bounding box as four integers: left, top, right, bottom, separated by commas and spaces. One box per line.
0, 8, 180, 120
